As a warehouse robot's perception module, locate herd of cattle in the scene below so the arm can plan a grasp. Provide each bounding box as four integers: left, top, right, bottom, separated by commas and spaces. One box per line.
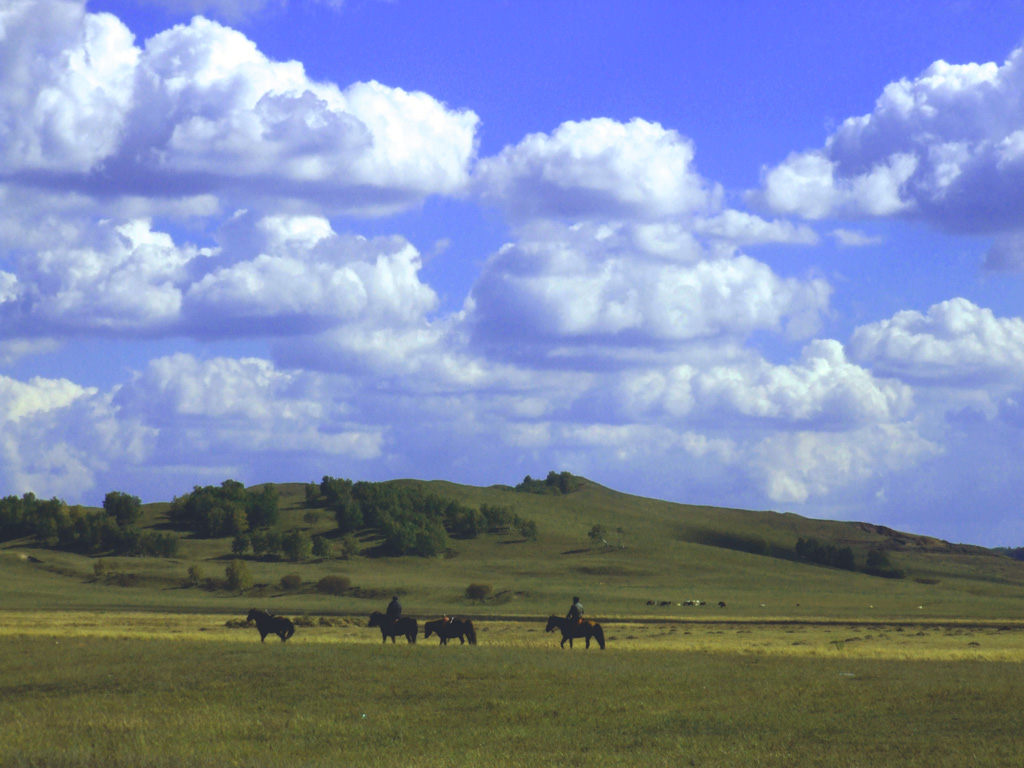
646, 599, 727, 607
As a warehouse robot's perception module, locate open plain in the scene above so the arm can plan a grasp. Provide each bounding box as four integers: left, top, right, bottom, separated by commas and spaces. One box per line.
3, 479, 1024, 766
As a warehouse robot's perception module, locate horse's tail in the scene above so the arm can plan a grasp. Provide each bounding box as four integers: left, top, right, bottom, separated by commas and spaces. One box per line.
465, 620, 477, 645
593, 623, 605, 650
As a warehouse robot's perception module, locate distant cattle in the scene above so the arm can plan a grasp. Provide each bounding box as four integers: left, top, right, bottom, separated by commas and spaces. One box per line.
659, 601, 671, 607
646, 600, 656, 606
718, 601, 726, 608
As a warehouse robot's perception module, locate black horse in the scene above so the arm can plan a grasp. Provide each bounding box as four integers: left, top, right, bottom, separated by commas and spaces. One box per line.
246, 608, 295, 642
545, 615, 605, 649
369, 611, 418, 644
424, 618, 478, 645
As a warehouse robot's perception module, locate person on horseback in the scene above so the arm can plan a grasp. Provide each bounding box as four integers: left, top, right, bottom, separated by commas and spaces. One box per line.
567, 596, 584, 623
386, 596, 402, 621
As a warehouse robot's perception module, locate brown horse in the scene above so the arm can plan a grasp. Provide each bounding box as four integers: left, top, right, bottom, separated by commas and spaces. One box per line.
368, 611, 418, 644
545, 615, 605, 649
424, 618, 478, 645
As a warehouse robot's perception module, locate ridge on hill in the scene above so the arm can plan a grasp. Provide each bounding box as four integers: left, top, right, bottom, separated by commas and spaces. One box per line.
1, 474, 1022, 620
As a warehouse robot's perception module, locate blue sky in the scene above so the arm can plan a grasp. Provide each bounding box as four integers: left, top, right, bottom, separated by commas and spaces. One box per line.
3, 0, 1024, 546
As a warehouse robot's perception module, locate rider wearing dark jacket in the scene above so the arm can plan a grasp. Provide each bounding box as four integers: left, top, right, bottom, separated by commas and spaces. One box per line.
567, 596, 584, 621
386, 596, 402, 620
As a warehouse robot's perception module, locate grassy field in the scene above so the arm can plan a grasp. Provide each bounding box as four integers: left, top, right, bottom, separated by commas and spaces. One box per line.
3, 477, 1024, 765
4, 477, 1024, 622
2, 612, 1024, 767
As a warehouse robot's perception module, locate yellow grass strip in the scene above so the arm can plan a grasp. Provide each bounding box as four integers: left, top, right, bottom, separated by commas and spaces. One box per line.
3, 611, 1024, 661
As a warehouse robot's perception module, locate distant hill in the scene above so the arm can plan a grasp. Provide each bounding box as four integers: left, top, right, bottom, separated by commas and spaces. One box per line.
2, 473, 1023, 620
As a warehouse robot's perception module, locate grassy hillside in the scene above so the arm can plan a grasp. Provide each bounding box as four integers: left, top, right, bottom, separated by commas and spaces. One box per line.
2, 476, 1023, 621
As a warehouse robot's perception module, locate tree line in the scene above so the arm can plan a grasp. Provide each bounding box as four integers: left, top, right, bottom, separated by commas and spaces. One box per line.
311, 476, 538, 557
0, 491, 177, 556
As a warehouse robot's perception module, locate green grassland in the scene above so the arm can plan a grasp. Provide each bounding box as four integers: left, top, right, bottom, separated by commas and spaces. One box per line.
2, 477, 1023, 620
2, 625, 1023, 767
2, 477, 1024, 766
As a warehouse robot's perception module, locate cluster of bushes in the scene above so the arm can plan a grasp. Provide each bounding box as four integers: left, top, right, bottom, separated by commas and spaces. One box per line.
795, 537, 856, 571
230, 528, 332, 562
682, 528, 772, 557
311, 477, 538, 556
515, 471, 583, 496
0, 491, 177, 557
863, 549, 905, 579
168, 480, 279, 538
796, 538, 906, 578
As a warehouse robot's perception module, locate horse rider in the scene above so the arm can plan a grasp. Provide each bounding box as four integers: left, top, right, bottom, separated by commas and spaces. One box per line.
567, 596, 584, 623
386, 595, 402, 622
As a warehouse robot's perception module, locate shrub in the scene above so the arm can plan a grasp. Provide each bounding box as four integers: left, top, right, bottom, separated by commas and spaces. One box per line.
518, 519, 538, 541
280, 573, 303, 591
225, 559, 253, 593
316, 575, 351, 595
93, 558, 109, 578
186, 565, 204, 587
337, 533, 360, 560
465, 583, 493, 601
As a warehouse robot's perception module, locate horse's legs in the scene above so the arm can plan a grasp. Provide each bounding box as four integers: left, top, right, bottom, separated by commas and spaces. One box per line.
585, 636, 590, 649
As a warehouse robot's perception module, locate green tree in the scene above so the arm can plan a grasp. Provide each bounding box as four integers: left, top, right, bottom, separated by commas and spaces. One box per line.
312, 535, 332, 560
231, 534, 251, 556
282, 529, 313, 562
103, 491, 143, 527
588, 524, 608, 547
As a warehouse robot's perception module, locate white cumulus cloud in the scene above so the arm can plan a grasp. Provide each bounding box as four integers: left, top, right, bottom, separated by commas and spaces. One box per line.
849, 298, 1024, 384
475, 117, 722, 221
756, 44, 1024, 235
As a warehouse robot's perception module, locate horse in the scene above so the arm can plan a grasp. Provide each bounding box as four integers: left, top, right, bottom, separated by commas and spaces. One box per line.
368, 611, 418, 644
545, 615, 605, 650
246, 608, 295, 642
424, 618, 477, 645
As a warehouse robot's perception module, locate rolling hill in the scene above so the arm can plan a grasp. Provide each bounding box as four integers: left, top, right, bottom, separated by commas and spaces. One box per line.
2, 475, 1023, 621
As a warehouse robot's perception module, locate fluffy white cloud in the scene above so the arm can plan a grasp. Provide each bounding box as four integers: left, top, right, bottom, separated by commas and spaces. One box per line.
0, 212, 440, 342
476, 118, 722, 221
620, 340, 912, 426
133, 19, 478, 205
114, 353, 383, 457
849, 298, 1024, 384
0, 372, 154, 499
756, 45, 1024, 232
758, 150, 917, 220
469, 222, 831, 358
0, 0, 138, 173
186, 215, 438, 334
0, 218, 206, 335
750, 424, 940, 504
1, 2, 478, 213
